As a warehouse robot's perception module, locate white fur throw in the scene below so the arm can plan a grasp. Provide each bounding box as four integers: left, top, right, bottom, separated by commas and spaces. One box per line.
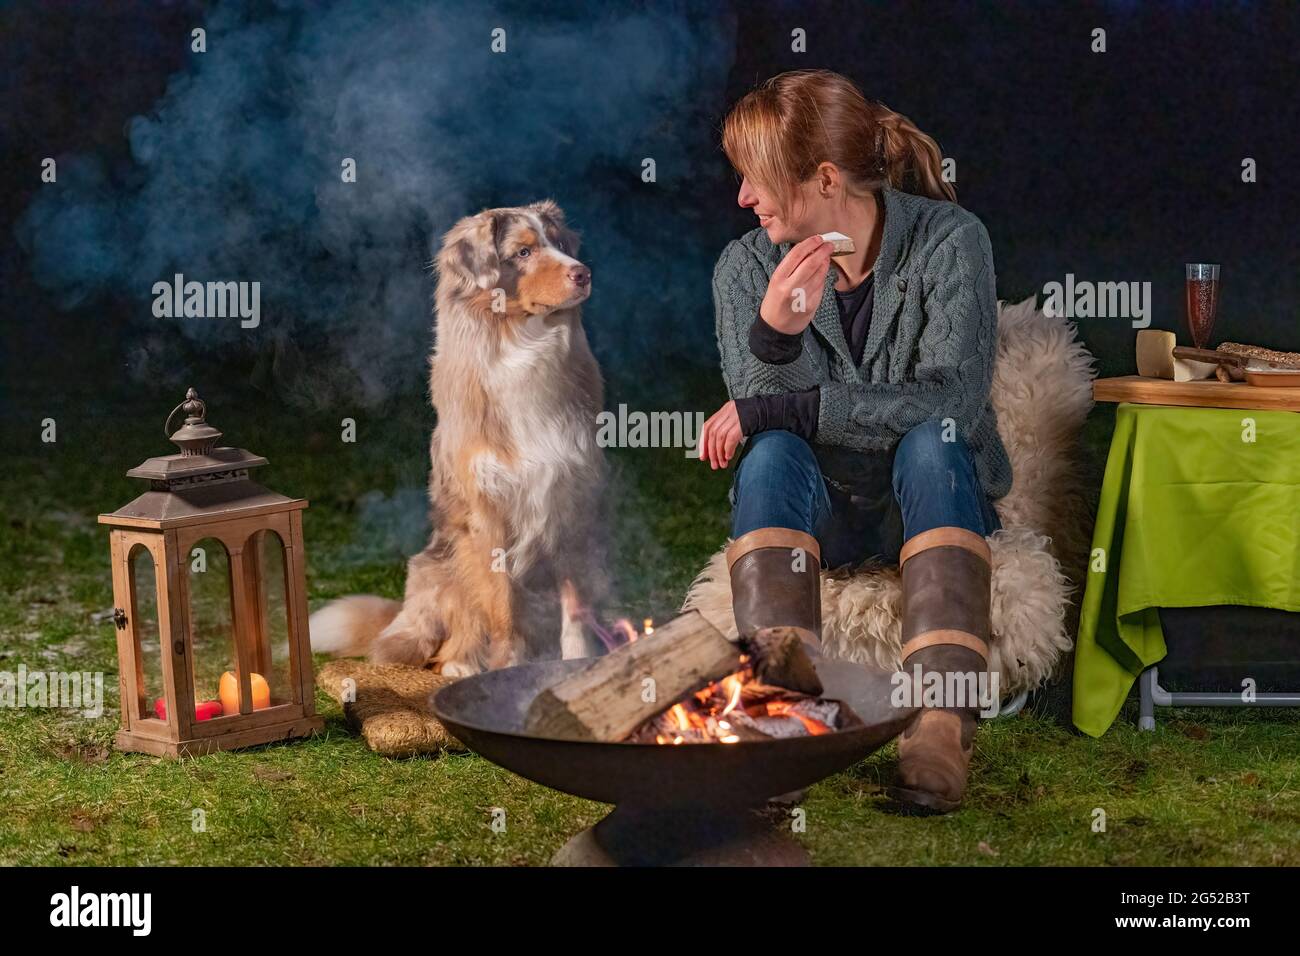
682, 297, 1097, 697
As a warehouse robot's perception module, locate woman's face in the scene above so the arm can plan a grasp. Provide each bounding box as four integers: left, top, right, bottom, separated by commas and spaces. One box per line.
736, 175, 825, 245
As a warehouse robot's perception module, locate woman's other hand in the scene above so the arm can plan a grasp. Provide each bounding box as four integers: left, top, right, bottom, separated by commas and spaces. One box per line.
699, 401, 743, 469
759, 235, 831, 335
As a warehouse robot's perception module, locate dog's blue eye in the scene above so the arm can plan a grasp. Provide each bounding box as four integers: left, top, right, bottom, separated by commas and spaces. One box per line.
516, 247, 531, 259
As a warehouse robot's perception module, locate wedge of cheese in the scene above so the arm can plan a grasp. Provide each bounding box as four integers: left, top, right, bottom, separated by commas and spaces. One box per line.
1135, 330, 1176, 379
1135, 329, 1215, 381
819, 231, 855, 256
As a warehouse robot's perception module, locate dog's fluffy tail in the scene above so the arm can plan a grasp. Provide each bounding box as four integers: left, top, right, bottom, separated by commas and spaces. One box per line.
309, 595, 402, 658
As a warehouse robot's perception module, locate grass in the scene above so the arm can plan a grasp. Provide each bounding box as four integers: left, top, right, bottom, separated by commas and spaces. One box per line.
1, 391, 1297, 866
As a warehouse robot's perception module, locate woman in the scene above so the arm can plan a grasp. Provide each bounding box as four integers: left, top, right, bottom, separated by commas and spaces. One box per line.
699, 70, 1010, 814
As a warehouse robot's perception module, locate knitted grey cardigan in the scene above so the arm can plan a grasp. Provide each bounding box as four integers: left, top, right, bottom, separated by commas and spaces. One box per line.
712, 186, 1012, 500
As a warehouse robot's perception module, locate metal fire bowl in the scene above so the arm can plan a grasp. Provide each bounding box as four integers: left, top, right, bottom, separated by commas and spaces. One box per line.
432, 658, 914, 809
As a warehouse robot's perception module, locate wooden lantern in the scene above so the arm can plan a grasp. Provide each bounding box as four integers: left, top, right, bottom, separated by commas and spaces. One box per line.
100, 388, 324, 757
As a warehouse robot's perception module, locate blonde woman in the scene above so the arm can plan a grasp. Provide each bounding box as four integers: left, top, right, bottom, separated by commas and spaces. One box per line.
699, 70, 1009, 813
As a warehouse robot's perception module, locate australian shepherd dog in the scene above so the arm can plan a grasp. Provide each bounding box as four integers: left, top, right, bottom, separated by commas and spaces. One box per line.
309, 201, 607, 675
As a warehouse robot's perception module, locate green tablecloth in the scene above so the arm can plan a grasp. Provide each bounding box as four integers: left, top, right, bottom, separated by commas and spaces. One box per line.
1073, 402, 1300, 737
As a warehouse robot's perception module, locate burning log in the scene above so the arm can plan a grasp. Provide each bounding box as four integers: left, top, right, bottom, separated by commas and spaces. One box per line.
524, 611, 741, 742
625, 670, 863, 744
739, 680, 805, 705
746, 627, 823, 697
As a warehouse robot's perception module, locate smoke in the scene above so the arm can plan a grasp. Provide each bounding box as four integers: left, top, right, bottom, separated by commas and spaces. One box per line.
17, 0, 738, 408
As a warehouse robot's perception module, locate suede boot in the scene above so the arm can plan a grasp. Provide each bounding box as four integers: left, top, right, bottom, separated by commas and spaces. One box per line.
726, 527, 822, 660
887, 527, 992, 814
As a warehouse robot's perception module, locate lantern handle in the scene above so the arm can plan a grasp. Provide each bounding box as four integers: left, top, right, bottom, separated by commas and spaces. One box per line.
164, 388, 207, 438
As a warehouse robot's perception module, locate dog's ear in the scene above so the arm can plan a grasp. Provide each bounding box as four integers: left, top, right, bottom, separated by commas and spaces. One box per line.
438, 211, 501, 291
530, 199, 581, 258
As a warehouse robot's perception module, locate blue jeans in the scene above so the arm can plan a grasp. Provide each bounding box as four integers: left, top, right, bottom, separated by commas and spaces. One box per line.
730, 422, 1001, 568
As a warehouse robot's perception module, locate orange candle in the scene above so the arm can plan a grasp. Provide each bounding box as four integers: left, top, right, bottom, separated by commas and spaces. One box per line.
218, 671, 271, 716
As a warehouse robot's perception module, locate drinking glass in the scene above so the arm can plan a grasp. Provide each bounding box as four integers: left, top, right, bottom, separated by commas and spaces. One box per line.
1185, 263, 1221, 349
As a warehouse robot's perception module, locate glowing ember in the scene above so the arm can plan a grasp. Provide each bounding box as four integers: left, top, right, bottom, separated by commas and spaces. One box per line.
627, 659, 848, 745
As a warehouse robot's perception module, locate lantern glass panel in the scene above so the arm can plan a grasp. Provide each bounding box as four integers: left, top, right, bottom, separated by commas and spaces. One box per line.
254, 530, 294, 707
128, 543, 162, 721
187, 537, 237, 715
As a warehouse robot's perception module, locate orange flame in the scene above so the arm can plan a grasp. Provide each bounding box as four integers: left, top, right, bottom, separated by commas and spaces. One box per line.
636, 659, 835, 744
765, 699, 833, 736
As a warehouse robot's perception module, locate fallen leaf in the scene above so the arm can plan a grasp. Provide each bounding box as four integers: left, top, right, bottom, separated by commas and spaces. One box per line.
977, 841, 999, 857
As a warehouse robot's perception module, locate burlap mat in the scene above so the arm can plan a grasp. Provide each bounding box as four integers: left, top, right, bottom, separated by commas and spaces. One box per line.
316, 660, 466, 757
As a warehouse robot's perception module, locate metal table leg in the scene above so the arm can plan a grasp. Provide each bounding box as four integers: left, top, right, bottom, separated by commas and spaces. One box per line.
1137, 663, 1300, 730
1139, 666, 1156, 731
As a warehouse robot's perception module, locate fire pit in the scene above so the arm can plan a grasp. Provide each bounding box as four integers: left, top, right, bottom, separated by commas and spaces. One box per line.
432, 654, 914, 866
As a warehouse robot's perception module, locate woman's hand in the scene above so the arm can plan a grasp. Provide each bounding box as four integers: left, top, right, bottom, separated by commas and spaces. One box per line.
759, 235, 832, 335
699, 401, 743, 470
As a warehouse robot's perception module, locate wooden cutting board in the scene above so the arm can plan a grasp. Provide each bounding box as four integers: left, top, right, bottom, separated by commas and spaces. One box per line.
1094, 376, 1300, 412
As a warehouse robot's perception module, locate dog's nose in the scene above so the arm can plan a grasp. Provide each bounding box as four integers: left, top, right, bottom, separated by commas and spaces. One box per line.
568, 264, 591, 287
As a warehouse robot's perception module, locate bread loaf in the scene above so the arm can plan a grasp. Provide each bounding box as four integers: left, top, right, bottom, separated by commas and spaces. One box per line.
1218, 342, 1300, 370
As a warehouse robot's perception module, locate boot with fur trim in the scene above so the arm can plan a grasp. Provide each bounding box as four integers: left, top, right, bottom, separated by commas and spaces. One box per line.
887, 526, 992, 814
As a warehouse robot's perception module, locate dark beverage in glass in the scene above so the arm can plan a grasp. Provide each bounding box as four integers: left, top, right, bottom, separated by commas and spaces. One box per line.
1185, 263, 1220, 349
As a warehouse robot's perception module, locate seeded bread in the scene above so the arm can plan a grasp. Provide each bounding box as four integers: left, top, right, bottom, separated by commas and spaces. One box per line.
1218, 342, 1300, 369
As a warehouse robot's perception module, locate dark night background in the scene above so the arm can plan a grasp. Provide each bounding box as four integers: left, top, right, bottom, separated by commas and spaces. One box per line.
2, 0, 1297, 456
3, 0, 1299, 868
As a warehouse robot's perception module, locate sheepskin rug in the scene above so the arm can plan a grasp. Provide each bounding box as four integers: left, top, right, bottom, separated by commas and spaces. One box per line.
682, 297, 1097, 698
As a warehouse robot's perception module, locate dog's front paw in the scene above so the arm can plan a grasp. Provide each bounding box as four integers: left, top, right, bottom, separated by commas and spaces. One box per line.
438, 660, 481, 679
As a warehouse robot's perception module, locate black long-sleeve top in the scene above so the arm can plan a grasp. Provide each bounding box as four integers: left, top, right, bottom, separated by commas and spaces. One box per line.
735, 272, 875, 440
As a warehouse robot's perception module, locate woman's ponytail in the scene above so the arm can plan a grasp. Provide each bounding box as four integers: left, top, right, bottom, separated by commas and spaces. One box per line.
873, 104, 956, 203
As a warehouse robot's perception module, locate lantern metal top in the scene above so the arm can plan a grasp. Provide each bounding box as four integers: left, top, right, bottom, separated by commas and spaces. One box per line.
125, 388, 267, 482
100, 388, 304, 529
166, 387, 224, 457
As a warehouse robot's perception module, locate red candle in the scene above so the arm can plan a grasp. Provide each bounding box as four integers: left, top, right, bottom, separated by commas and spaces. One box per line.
153, 698, 224, 722
195, 699, 223, 721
